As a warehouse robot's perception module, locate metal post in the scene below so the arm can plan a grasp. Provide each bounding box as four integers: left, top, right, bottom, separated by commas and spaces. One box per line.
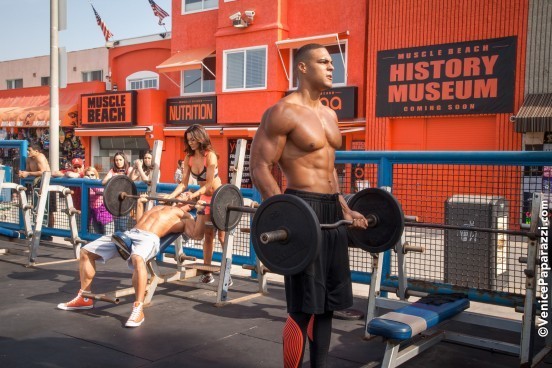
49, 0, 60, 171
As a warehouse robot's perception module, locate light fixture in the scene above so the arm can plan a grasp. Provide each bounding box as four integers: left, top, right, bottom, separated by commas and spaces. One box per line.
230, 10, 255, 29
233, 18, 248, 28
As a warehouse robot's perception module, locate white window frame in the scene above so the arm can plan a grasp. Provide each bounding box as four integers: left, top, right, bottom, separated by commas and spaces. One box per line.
223, 45, 268, 92
82, 70, 103, 82
126, 71, 160, 90
288, 41, 348, 90
181, 56, 216, 96
6, 79, 23, 89
182, 0, 218, 15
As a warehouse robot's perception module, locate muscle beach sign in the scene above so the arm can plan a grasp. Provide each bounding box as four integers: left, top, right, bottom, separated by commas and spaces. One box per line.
376, 37, 516, 117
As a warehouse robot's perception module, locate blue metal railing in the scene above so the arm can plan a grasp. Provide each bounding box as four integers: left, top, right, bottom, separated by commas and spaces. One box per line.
3, 143, 552, 307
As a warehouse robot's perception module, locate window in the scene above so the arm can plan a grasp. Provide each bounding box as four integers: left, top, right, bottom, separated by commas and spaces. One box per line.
129, 78, 158, 90
224, 47, 267, 91
182, 56, 215, 94
41, 77, 50, 86
6, 79, 23, 89
183, 0, 218, 13
82, 70, 103, 82
126, 71, 159, 90
291, 43, 347, 88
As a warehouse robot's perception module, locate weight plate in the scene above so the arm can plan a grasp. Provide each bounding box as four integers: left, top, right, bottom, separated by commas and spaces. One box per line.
103, 175, 137, 217
251, 194, 321, 276
347, 188, 404, 253
210, 184, 244, 231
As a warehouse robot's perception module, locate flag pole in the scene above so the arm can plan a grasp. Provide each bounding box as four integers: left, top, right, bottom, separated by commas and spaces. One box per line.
49, 0, 60, 171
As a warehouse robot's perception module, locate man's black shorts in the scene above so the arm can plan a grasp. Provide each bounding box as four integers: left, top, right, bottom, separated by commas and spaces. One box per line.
283, 189, 353, 314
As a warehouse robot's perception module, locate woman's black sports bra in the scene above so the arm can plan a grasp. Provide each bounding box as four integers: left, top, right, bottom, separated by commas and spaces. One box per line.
189, 153, 218, 181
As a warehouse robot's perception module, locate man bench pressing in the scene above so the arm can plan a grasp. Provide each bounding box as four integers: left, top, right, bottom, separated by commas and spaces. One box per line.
57, 194, 206, 327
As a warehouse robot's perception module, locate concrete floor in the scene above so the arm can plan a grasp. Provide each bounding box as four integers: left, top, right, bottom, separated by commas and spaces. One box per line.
0, 238, 551, 368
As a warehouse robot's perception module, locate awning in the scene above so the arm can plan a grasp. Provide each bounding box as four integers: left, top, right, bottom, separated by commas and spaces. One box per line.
275, 31, 349, 80
156, 48, 215, 73
0, 90, 80, 128
164, 125, 258, 138
163, 121, 364, 137
514, 93, 552, 133
74, 126, 152, 137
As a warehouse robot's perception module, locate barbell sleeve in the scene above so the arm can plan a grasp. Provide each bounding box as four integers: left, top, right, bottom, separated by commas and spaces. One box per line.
260, 229, 288, 244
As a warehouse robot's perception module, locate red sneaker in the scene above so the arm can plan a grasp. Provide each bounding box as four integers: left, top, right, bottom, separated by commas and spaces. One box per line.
57, 292, 93, 310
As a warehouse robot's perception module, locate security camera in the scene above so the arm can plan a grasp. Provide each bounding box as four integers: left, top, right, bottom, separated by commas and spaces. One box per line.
244, 10, 255, 17
229, 12, 241, 21
509, 115, 516, 122
105, 41, 114, 49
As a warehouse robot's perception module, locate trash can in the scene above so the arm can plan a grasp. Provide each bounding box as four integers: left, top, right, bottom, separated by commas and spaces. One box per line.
444, 195, 509, 290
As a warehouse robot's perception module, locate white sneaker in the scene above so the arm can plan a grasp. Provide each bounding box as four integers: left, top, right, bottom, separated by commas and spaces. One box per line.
125, 302, 145, 328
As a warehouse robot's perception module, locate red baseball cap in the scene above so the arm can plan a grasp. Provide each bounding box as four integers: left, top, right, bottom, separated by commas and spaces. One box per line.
71, 158, 83, 167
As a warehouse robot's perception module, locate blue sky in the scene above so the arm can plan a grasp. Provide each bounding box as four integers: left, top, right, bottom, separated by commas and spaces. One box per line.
0, 0, 172, 62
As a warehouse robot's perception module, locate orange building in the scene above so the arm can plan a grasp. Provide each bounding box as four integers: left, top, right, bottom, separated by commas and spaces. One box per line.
75, 36, 173, 177
76, 0, 550, 191
153, 0, 367, 184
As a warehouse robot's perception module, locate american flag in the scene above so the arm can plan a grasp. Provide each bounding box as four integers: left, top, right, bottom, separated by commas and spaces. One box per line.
91, 4, 113, 42
148, 0, 170, 26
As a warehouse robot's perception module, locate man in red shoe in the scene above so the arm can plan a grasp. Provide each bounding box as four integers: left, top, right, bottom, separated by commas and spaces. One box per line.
57, 195, 206, 328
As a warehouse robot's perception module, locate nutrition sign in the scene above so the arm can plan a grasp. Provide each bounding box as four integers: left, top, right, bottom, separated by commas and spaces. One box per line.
80, 91, 137, 127
376, 36, 516, 117
167, 96, 217, 125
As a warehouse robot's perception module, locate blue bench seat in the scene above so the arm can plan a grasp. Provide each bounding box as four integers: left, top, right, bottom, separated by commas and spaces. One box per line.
367, 296, 470, 341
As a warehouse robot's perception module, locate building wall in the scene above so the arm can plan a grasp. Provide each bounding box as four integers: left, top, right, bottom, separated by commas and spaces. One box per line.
109, 38, 176, 96
525, 0, 552, 94
0, 48, 108, 90
365, 0, 528, 151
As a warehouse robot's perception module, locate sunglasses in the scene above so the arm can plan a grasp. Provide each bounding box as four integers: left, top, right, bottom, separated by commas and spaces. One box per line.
73, 165, 82, 169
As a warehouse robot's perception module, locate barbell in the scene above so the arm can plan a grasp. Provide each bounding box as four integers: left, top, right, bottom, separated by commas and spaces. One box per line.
251, 188, 405, 275
103, 175, 255, 231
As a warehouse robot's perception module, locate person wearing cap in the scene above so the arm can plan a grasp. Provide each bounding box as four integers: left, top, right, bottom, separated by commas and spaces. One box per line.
52, 158, 85, 215
52, 158, 85, 179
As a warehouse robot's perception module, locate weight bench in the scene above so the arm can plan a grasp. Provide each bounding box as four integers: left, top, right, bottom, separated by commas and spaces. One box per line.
83, 232, 191, 305
367, 294, 469, 367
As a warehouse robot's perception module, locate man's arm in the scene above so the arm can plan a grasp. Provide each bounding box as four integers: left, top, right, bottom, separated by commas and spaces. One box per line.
333, 169, 369, 229
135, 195, 149, 221
250, 106, 290, 200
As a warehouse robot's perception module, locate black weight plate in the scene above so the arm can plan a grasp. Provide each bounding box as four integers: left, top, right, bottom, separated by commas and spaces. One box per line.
211, 184, 244, 231
347, 188, 404, 253
103, 175, 137, 217
251, 194, 321, 276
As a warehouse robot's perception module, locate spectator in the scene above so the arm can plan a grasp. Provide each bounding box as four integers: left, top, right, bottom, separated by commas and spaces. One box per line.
129, 150, 154, 183
102, 152, 132, 232
84, 166, 114, 235
174, 159, 183, 184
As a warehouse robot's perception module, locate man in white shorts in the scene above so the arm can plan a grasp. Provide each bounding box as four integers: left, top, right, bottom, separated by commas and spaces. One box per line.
57, 195, 206, 327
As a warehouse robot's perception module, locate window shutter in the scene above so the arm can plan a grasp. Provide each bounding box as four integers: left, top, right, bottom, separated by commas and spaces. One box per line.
245, 49, 266, 88
226, 52, 245, 89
